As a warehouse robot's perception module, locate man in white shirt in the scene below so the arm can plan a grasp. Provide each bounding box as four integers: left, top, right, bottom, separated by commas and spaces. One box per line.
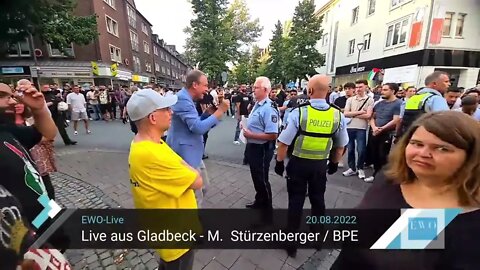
66, 85, 91, 135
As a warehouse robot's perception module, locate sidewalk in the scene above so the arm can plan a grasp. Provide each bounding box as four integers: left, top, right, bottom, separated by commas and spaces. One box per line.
54, 148, 369, 269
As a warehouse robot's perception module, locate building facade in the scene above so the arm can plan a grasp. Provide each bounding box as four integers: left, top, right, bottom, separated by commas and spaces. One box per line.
152, 36, 189, 90
315, 0, 480, 88
0, 0, 190, 88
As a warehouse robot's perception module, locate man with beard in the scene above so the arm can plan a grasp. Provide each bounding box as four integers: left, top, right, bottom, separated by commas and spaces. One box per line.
42, 85, 76, 145
0, 81, 57, 229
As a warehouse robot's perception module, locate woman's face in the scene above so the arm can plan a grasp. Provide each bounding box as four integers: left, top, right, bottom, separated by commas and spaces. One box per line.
14, 103, 25, 115
405, 126, 466, 181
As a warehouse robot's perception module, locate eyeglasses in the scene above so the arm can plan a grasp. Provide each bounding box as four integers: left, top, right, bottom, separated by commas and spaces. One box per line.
253, 86, 266, 90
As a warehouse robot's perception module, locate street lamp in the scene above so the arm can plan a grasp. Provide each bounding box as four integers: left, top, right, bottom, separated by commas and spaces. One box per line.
356, 42, 364, 74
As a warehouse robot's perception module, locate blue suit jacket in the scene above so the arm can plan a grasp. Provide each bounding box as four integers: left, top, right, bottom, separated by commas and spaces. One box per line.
166, 88, 219, 168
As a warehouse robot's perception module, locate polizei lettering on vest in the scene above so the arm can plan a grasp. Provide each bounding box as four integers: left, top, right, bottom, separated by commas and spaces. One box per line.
309, 119, 332, 128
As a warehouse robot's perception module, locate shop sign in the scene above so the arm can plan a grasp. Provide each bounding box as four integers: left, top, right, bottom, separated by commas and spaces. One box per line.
349, 66, 366, 74
41, 71, 92, 78
116, 70, 132, 81
1, 67, 25, 75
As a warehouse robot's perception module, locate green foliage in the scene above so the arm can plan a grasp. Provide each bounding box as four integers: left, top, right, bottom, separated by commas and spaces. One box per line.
185, 0, 261, 84
285, 0, 324, 81
0, 0, 98, 51
231, 52, 251, 85
266, 20, 288, 84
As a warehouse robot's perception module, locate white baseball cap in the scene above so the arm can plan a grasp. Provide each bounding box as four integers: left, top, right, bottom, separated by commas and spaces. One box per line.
126, 89, 177, 121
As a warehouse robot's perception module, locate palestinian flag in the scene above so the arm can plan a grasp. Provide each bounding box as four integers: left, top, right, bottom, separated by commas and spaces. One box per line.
368, 68, 381, 82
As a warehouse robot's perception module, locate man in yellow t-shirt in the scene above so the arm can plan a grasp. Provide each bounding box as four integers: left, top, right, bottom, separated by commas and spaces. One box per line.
127, 89, 203, 270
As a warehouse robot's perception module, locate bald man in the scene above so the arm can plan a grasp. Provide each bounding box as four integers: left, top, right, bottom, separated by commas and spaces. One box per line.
275, 75, 348, 257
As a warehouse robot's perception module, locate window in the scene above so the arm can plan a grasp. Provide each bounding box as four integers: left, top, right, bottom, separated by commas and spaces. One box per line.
109, 45, 121, 62
166, 56, 170, 63
103, 0, 115, 9
167, 68, 171, 76
363, 33, 371, 50
161, 66, 166, 74
153, 46, 159, 56
391, 0, 411, 9
49, 43, 74, 57
143, 41, 150, 54
385, 18, 409, 47
130, 30, 139, 51
105, 16, 118, 37
141, 23, 149, 35
352, 7, 359, 24
322, 33, 329, 46
145, 62, 152, 72
456, 13, 466, 37
7, 38, 31, 57
127, 5, 136, 28
443, 12, 454, 36
133, 56, 141, 73
160, 51, 165, 60
367, 0, 375, 15
324, 11, 329, 23
348, 39, 355, 55
155, 63, 160, 72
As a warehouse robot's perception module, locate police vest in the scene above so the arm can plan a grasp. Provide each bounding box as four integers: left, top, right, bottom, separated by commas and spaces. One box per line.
291, 104, 341, 160
400, 92, 438, 136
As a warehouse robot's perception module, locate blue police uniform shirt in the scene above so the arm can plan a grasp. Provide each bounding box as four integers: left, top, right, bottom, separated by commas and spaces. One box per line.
278, 99, 349, 148
399, 88, 449, 118
246, 98, 279, 144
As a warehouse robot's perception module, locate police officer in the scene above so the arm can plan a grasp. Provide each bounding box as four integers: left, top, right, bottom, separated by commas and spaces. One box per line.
243, 76, 279, 209
396, 71, 450, 139
275, 75, 349, 257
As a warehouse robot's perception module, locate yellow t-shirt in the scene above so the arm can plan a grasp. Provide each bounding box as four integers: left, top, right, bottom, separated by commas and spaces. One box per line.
128, 140, 198, 262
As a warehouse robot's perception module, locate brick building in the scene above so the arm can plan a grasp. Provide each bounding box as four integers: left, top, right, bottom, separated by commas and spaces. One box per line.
0, 0, 191, 88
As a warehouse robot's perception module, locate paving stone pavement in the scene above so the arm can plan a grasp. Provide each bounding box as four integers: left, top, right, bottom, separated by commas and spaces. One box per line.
54, 148, 369, 269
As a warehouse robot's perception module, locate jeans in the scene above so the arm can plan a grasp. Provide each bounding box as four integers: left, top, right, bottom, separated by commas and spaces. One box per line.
347, 128, 367, 171
234, 119, 241, 141
90, 104, 101, 120
195, 161, 210, 208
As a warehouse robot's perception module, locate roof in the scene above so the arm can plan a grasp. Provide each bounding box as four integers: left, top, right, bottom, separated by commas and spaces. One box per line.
314, 0, 339, 17
135, 9, 153, 26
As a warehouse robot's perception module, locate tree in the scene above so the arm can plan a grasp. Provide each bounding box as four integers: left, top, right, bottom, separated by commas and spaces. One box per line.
266, 20, 288, 84
0, 0, 98, 51
248, 45, 262, 82
231, 52, 251, 85
184, 0, 262, 84
285, 0, 324, 81
224, 0, 263, 61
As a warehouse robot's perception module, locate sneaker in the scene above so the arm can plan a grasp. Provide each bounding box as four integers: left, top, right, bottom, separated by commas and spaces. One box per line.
74, 131, 78, 135
358, 169, 366, 179
338, 162, 344, 168
232, 116, 235, 119
342, 168, 357, 177
87, 130, 92, 134
364, 176, 375, 183
233, 141, 240, 145
66, 120, 70, 123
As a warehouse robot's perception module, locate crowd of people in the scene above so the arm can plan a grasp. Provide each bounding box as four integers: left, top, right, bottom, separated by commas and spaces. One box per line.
0, 68, 479, 269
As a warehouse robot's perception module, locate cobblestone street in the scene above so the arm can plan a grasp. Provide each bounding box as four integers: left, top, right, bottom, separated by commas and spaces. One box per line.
53, 144, 369, 270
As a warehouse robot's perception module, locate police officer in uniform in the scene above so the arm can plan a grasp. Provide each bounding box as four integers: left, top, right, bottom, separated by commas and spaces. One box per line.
396, 71, 450, 139
243, 77, 279, 209
275, 75, 349, 257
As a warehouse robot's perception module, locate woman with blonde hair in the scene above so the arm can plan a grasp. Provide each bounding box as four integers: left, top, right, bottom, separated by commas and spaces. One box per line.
332, 110, 480, 269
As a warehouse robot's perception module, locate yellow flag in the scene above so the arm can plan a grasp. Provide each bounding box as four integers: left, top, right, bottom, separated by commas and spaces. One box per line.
110, 63, 118, 77
91, 61, 99, 76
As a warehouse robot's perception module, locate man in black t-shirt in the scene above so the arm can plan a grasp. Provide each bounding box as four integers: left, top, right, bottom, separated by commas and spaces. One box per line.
233, 85, 252, 144
0, 82, 57, 229
333, 82, 356, 111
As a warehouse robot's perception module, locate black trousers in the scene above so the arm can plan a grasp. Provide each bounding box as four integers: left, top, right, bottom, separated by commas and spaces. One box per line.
245, 142, 275, 207
367, 132, 393, 177
54, 114, 72, 144
159, 249, 194, 270
203, 132, 209, 151
286, 157, 328, 232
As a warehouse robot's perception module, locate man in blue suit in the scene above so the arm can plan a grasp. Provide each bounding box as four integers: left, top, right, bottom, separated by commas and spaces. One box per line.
167, 70, 230, 205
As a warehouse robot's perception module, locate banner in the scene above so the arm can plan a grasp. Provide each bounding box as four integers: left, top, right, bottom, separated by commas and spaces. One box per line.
91, 61, 99, 76
110, 63, 118, 77
409, 7, 426, 48
429, 2, 446, 45
31, 208, 463, 250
